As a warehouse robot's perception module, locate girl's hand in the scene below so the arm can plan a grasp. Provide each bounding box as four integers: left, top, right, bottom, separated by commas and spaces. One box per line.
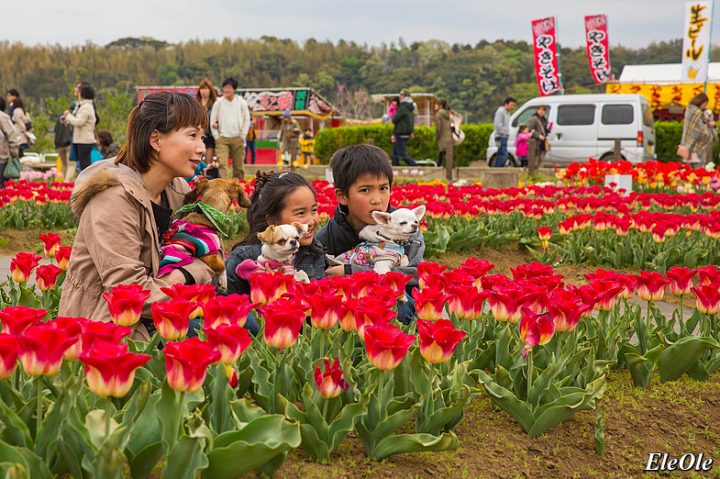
325, 265, 345, 276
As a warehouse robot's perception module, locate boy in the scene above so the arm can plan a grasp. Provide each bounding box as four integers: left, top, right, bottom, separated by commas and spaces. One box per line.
317, 144, 425, 284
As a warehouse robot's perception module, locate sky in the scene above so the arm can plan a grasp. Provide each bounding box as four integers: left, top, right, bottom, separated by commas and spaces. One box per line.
4, 0, 720, 49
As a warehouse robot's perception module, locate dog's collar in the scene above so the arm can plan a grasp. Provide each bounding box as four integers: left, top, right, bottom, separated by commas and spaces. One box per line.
375, 231, 410, 246
174, 201, 230, 237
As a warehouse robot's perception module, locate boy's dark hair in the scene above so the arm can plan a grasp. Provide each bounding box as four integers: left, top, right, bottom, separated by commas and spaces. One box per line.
98, 130, 113, 147
329, 144, 393, 195
6, 89, 19, 97
0, 98, 5, 111
237, 171, 321, 255
79, 84, 95, 100
222, 77, 239, 90
11, 97, 24, 110
504, 97, 516, 105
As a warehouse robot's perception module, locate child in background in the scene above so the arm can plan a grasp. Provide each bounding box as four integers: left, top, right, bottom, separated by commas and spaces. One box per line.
299, 128, 314, 168
515, 124, 531, 167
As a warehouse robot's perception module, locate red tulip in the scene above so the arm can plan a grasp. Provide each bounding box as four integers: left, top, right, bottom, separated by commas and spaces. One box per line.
418, 262, 448, 289
38, 233, 62, 257
446, 284, 488, 321
353, 301, 397, 340
0, 306, 47, 335
480, 273, 511, 291
204, 323, 252, 365
0, 334, 19, 379
666, 266, 696, 296
48, 316, 84, 360
314, 358, 349, 399
261, 298, 306, 349
519, 307, 554, 357
511, 262, 555, 280
364, 324, 415, 371
412, 287, 448, 321
635, 271, 668, 302
536, 226, 552, 241
102, 284, 151, 327
377, 272, 412, 299
10, 252, 42, 283
338, 299, 358, 332
35, 264, 63, 291
249, 272, 294, 305
458, 257, 495, 287
442, 269, 475, 288
203, 294, 258, 329
691, 285, 720, 315
362, 284, 400, 309
81, 321, 132, 353
16, 323, 78, 376
417, 319, 467, 364
546, 289, 584, 332
54, 246, 72, 271
161, 284, 216, 318
326, 276, 353, 300
697, 266, 720, 286
615, 274, 637, 299
80, 341, 150, 397
151, 300, 196, 341
306, 292, 342, 330
587, 280, 623, 311
488, 287, 523, 323
164, 338, 221, 392
350, 271, 380, 299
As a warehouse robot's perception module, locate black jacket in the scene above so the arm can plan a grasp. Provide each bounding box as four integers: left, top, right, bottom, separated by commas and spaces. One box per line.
315, 204, 425, 285
392, 100, 415, 136
224, 241, 327, 296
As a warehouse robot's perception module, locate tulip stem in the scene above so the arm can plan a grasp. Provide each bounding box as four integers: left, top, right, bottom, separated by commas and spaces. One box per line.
105, 397, 112, 443
679, 295, 684, 327
377, 371, 387, 422
322, 398, 330, 423
35, 379, 42, 439
526, 350, 533, 402
318, 329, 326, 359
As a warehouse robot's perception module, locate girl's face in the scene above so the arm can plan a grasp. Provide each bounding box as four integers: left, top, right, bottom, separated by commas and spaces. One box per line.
154, 126, 206, 179
199, 87, 210, 100
271, 186, 319, 246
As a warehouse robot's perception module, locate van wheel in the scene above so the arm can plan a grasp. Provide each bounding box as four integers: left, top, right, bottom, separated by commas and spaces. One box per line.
599, 152, 626, 162
488, 154, 496, 166
487, 154, 518, 167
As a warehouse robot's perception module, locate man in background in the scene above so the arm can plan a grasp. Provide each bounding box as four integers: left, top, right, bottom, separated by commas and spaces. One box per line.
210, 77, 251, 179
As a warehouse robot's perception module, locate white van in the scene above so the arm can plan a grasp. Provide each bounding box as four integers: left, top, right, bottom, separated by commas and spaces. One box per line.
486, 94, 656, 166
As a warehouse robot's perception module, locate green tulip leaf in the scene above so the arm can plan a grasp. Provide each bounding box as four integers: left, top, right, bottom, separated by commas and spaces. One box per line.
160, 435, 208, 479
0, 400, 32, 448
417, 386, 470, 435
476, 369, 534, 432
370, 432, 459, 460
0, 441, 51, 479
527, 377, 605, 438
129, 442, 163, 479
658, 337, 720, 382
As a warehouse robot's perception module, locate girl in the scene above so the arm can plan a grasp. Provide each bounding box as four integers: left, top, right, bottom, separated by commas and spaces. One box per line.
515, 124, 531, 167
59, 92, 215, 340
196, 79, 217, 163
225, 171, 326, 331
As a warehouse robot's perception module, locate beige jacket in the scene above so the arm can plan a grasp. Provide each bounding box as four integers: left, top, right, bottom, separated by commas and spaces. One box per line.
65, 100, 97, 144
58, 159, 214, 337
0, 111, 21, 162
435, 108, 453, 149
11, 108, 32, 145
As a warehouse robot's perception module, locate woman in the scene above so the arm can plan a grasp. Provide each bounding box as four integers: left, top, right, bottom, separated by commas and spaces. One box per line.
196, 79, 217, 163
0, 98, 21, 187
680, 93, 715, 166
225, 171, 325, 333
62, 83, 97, 171
59, 92, 215, 339
527, 105, 548, 174
10, 97, 32, 157
435, 99, 453, 170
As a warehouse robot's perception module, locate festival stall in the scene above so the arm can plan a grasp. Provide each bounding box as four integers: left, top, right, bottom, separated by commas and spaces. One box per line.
371, 93, 439, 126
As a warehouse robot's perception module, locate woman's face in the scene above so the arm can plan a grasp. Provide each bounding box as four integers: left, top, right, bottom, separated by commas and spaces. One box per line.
270, 186, 319, 246
154, 126, 206, 179
199, 87, 210, 100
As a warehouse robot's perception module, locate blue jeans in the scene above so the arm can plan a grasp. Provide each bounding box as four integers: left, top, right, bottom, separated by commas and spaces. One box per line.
246, 140, 256, 165
392, 137, 418, 166
397, 293, 416, 325
142, 317, 203, 347
494, 137, 509, 167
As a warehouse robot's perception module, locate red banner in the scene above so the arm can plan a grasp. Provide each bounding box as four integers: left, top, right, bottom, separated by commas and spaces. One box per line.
584, 14, 612, 84
531, 17, 562, 96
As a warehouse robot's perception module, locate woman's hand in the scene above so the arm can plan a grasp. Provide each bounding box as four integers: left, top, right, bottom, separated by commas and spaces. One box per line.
325, 265, 345, 276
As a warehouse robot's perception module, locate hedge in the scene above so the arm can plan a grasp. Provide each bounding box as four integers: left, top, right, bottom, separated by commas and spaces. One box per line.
315, 121, 708, 165
314, 124, 494, 166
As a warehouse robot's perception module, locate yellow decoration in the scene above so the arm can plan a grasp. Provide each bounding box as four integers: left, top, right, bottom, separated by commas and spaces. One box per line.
606, 82, 720, 110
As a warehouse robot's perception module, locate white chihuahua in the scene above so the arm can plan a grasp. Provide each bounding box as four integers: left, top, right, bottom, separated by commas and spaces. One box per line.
334, 206, 426, 274
235, 222, 310, 283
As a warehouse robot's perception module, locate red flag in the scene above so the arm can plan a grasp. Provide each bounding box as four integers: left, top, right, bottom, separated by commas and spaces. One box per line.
531, 17, 563, 96
584, 15, 612, 84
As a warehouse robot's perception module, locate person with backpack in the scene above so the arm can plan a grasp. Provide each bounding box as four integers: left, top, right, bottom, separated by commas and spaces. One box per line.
54, 111, 74, 180
0, 98, 21, 188
391, 89, 418, 166
10, 97, 34, 157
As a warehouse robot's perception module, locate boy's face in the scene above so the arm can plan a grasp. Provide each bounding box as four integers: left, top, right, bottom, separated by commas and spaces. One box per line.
336, 173, 391, 231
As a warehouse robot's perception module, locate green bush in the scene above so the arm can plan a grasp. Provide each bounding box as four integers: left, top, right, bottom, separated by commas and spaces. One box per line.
314, 124, 494, 166
654, 122, 682, 162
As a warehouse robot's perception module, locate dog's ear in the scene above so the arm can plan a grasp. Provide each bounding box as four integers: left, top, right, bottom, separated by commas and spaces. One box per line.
412, 205, 426, 221
291, 222, 308, 235
184, 178, 210, 204
235, 181, 251, 208
257, 225, 276, 244
371, 211, 392, 225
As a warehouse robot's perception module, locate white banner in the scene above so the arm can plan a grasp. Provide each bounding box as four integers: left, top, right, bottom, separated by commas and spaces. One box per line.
681, 0, 714, 82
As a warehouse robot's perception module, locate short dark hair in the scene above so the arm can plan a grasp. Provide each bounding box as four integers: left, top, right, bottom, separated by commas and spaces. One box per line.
115, 92, 208, 174
221, 77, 239, 90
237, 171, 318, 249
6, 89, 19, 97
98, 131, 113, 147
329, 144, 393, 195
79, 84, 95, 100
11, 97, 24, 110
0, 98, 5, 112
504, 97, 517, 105
690, 92, 709, 107
437, 99, 448, 109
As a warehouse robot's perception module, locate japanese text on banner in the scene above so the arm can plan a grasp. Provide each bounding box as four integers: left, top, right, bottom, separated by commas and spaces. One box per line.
584, 14, 612, 85
681, 1, 714, 82
531, 17, 563, 96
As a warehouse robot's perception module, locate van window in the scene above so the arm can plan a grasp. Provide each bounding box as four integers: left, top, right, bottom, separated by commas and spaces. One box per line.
641, 103, 654, 127
557, 105, 596, 125
512, 107, 551, 127
602, 105, 634, 125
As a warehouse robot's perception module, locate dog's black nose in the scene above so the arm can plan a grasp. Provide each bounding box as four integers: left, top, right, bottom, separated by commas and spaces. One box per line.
290, 239, 298, 246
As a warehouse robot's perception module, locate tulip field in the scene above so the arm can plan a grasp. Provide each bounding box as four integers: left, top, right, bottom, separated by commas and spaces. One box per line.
0, 159, 719, 478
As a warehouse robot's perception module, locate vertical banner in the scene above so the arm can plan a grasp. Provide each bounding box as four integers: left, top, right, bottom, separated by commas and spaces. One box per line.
531, 17, 563, 96
584, 15, 612, 84
681, 0, 714, 82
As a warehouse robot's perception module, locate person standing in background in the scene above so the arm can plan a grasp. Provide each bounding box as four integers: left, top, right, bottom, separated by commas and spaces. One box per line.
0, 98, 21, 188
196, 79, 217, 163
246, 108, 257, 165
98, 131, 120, 159
10, 97, 33, 157
278, 110, 301, 168
492, 97, 516, 167
54, 110, 74, 180
5, 89, 20, 119
391, 89, 418, 167
210, 77, 251, 179
527, 105, 548, 174
434, 99, 453, 174
62, 83, 97, 172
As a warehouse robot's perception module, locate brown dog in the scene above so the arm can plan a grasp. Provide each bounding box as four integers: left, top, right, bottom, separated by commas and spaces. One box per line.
159, 177, 251, 290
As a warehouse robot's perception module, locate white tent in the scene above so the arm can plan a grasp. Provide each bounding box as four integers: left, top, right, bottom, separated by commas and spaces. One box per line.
618, 63, 720, 84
